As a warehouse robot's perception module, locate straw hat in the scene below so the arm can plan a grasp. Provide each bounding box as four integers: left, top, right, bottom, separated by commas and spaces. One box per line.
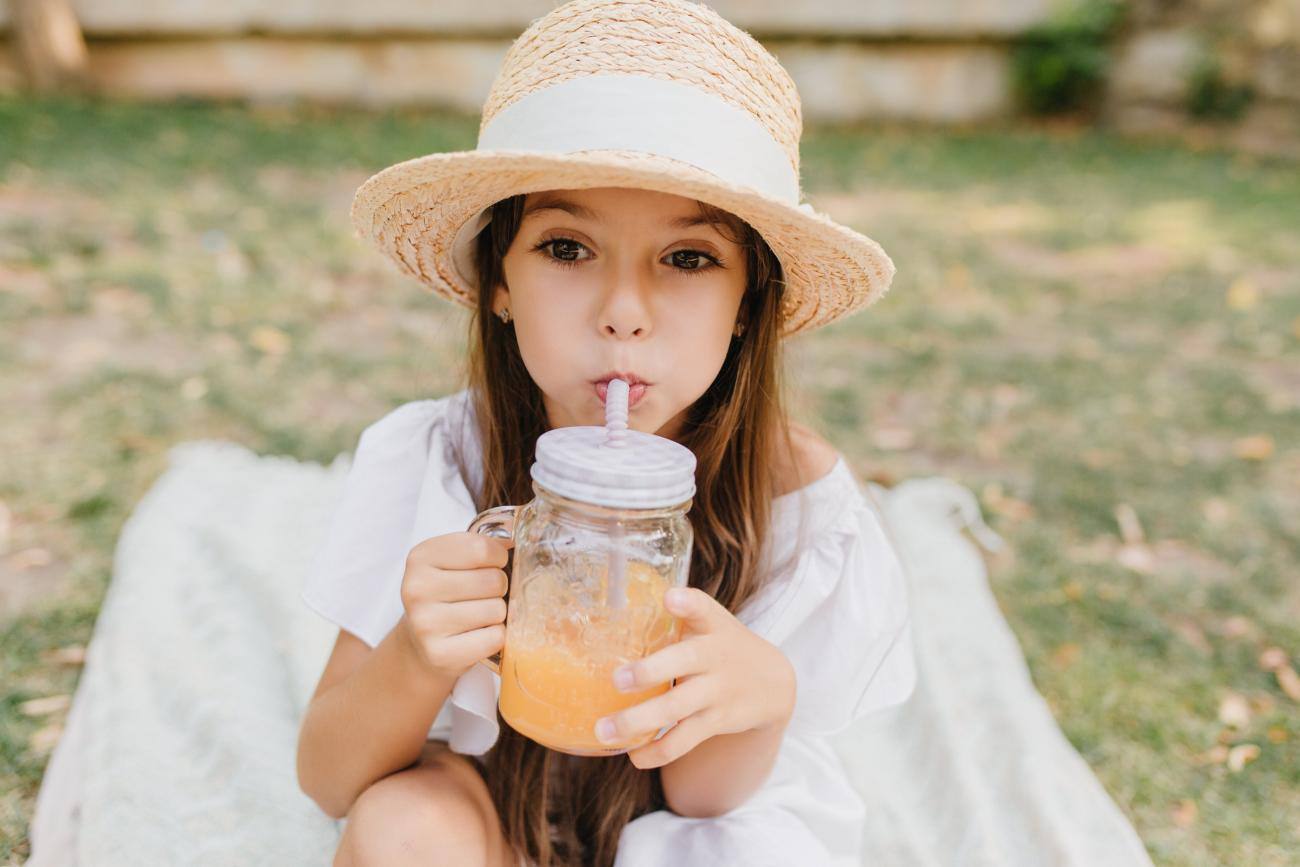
350, 0, 895, 338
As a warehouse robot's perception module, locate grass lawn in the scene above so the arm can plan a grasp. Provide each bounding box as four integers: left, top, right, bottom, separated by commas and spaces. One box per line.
1, 96, 1298, 865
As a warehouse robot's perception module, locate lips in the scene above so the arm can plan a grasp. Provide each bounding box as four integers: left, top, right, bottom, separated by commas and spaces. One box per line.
595, 380, 648, 409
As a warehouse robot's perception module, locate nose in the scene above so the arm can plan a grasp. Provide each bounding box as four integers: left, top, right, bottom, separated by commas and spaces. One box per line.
598, 263, 653, 340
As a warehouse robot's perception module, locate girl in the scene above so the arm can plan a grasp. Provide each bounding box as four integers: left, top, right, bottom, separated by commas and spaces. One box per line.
297, 1, 915, 865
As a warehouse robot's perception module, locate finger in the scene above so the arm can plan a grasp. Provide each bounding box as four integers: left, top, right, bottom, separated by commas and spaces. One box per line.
626, 712, 715, 770
595, 676, 709, 746
612, 639, 708, 693
421, 622, 505, 669
411, 596, 507, 636
410, 532, 511, 571
663, 586, 727, 634
413, 566, 508, 603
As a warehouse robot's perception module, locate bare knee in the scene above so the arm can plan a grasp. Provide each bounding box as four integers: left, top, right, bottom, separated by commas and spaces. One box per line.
335, 757, 499, 867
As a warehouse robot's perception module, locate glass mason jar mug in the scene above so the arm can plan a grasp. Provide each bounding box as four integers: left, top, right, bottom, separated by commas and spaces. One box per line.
466, 424, 697, 756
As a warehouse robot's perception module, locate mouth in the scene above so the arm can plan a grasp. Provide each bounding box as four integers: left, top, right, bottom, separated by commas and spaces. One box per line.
593, 374, 650, 409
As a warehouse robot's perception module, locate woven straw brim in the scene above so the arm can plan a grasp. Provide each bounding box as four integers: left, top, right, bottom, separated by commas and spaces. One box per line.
350, 149, 895, 338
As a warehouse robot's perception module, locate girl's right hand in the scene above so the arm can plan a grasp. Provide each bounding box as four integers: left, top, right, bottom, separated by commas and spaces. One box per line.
397, 531, 512, 681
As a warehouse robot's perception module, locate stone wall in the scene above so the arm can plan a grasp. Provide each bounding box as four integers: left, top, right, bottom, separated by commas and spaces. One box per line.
1108, 0, 1299, 157
0, 1, 1057, 37
1, 0, 1296, 152
0, 0, 1053, 122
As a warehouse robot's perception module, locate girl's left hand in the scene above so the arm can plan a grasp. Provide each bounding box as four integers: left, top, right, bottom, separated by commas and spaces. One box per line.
595, 586, 796, 769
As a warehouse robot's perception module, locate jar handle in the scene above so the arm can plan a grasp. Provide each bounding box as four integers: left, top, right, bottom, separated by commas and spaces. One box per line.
467, 504, 518, 674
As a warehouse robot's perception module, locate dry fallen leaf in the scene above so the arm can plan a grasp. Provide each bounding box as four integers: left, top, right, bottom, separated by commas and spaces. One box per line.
1114, 503, 1146, 545
1267, 727, 1288, 744
1200, 497, 1232, 526
1259, 646, 1289, 671
29, 722, 64, 755
249, 325, 291, 356
1172, 799, 1198, 828
1196, 744, 1230, 765
1218, 692, 1252, 729
1227, 743, 1261, 772
981, 483, 1035, 522
1063, 581, 1084, 602
1051, 643, 1081, 669
180, 376, 209, 401
1233, 434, 1275, 461
1250, 694, 1277, 716
44, 645, 87, 667
1276, 665, 1300, 703
945, 264, 971, 291
1226, 276, 1260, 310
1221, 616, 1256, 640
1255, 647, 1300, 701
117, 432, 163, 453
19, 694, 70, 717
1116, 544, 1156, 575
215, 247, 251, 281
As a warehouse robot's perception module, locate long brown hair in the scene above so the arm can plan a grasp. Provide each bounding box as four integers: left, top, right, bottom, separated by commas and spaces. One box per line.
457, 190, 796, 867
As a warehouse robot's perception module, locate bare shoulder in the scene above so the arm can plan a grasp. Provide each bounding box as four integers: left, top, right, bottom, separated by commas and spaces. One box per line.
773, 421, 841, 498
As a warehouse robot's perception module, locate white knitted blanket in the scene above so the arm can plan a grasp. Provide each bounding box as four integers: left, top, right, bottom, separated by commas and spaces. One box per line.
27, 440, 1151, 866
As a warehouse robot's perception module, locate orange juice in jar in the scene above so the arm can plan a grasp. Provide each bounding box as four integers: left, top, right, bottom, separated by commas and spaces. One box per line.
498, 559, 680, 754
467, 381, 696, 756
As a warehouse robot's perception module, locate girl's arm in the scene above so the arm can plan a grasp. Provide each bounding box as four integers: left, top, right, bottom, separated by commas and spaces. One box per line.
657, 694, 793, 818
297, 530, 512, 818
296, 618, 456, 818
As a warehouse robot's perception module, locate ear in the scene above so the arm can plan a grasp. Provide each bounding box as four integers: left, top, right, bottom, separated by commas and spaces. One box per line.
490, 284, 510, 314
734, 294, 750, 326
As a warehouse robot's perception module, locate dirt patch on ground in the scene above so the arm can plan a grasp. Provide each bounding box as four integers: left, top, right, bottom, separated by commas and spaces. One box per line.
14, 309, 204, 387
990, 239, 1178, 287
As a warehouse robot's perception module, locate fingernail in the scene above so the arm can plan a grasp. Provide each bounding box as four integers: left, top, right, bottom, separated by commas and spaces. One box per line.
595, 718, 617, 743
613, 666, 635, 691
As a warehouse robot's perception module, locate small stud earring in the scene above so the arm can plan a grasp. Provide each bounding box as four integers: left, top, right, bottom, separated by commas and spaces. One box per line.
733, 320, 745, 337
497, 308, 512, 324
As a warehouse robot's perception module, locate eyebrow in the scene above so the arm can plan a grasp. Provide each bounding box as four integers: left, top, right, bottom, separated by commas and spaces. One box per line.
521, 195, 717, 231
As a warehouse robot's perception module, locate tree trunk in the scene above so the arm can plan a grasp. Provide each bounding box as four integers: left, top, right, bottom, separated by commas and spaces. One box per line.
10, 0, 89, 93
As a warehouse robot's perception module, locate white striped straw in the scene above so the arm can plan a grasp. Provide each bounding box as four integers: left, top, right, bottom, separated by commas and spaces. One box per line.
604, 378, 630, 447
604, 379, 630, 608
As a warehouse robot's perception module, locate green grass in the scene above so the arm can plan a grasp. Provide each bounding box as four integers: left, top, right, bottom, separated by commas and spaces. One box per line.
2, 95, 1299, 864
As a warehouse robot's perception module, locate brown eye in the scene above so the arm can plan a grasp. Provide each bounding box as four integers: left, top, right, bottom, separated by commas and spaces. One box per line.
548, 239, 584, 261
670, 249, 722, 272
531, 236, 592, 268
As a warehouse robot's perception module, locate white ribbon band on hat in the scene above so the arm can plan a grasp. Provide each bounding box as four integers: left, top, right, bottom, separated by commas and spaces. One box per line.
479, 73, 800, 204
450, 73, 802, 290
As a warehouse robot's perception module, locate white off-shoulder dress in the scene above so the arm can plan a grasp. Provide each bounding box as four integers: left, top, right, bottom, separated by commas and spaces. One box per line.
302, 389, 916, 867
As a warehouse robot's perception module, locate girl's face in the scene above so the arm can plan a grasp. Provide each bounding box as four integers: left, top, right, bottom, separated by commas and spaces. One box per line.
494, 187, 748, 439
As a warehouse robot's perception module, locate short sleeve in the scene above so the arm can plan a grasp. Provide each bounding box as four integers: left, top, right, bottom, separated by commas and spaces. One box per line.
740, 469, 917, 737
301, 400, 445, 649
300, 391, 503, 755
